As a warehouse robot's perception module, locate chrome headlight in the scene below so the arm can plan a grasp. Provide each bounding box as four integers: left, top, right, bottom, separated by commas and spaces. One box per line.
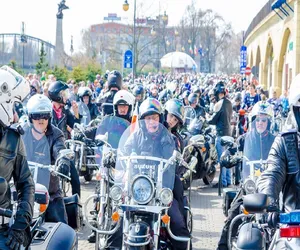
244, 179, 256, 194
160, 188, 173, 206
110, 185, 122, 201
131, 176, 154, 205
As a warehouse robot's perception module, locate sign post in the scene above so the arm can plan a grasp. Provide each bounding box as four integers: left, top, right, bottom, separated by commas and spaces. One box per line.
240, 45, 247, 74
123, 50, 133, 77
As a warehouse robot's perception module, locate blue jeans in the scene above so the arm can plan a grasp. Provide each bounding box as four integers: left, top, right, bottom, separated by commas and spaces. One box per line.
216, 136, 231, 187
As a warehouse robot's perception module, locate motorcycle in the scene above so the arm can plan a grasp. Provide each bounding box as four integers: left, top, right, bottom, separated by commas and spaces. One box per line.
181, 106, 217, 189
1, 149, 79, 249
89, 121, 192, 249
84, 116, 130, 249
226, 117, 275, 249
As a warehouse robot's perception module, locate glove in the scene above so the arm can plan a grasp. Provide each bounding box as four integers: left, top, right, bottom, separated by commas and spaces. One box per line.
73, 131, 84, 141
58, 159, 70, 179
6, 228, 30, 250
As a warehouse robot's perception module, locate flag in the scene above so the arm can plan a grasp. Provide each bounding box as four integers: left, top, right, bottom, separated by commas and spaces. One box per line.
130, 102, 139, 134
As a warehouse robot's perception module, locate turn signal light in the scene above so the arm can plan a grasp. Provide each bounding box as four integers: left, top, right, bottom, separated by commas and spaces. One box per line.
201, 147, 206, 152
96, 172, 101, 181
161, 214, 170, 224
280, 226, 300, 238
243, 208, 249, 215
112, 211, 120, 222
39, 204, 47, 213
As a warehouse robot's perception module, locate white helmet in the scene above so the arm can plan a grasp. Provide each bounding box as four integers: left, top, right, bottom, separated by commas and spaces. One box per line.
289, 73, 300, 130
27, 94, 52, 115
0, 66, 30, 127
250, 101, 274, 122
113, 90, 135, 117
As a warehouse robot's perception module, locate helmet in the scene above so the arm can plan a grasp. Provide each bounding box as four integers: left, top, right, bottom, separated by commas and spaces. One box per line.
165, 99, 185, 124
188, 93, 198, 105
213, 81, 226, 101
113, 90, 135, 118
234, 93, 242, 102
251, 101, 274, 122
107, 70, 122, 90
139, 98, 162, 119
27, 94, 52, 123
289, 73, 300, 130
48, 80, 69, 104
0, 66, 30, 127
78, 87, 92, 103
132, 85, 144, 97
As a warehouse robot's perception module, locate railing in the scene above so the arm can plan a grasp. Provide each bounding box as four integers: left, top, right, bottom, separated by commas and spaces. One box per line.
244, 0, 273, 41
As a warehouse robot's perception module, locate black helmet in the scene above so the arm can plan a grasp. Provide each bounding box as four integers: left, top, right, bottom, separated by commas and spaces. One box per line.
48, 80, 69, 104
107, 70, 122, 90
139, 98, 162, 120
213, 81, 226, 101
165, 99, 185, 124
133, 85, 144, 97
188, 93, 198, 105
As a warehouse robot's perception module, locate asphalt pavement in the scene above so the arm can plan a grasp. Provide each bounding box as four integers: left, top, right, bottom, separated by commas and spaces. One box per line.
77, 178, 224, 250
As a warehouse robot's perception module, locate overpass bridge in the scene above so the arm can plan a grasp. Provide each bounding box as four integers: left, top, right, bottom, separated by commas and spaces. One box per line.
245, 0, 300, 94
0, 33, 55, 70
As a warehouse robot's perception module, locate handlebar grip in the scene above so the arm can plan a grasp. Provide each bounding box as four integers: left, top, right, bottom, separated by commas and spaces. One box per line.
0, 208, 12, 218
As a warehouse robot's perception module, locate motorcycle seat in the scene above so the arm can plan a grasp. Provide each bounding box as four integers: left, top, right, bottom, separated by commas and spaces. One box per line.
220, 136, 234, 147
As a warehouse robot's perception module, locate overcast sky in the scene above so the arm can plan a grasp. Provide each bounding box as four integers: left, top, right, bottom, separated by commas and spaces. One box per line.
0, 0, 267, 53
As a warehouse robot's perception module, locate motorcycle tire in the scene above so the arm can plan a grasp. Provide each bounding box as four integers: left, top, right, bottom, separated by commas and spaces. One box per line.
84, 172, 93, 181
203, 165, 216, 185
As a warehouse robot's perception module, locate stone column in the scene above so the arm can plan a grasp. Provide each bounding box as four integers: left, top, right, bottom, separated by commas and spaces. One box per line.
272, 59, 278, 91
259, 62, 265, 89
54, 18, 64, 66
294, 0, 300, 76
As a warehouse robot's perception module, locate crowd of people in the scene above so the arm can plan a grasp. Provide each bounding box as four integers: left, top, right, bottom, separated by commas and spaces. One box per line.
1, 63, 299, 249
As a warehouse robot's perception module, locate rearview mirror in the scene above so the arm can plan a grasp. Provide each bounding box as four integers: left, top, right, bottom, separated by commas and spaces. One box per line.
243, 193, 269, 213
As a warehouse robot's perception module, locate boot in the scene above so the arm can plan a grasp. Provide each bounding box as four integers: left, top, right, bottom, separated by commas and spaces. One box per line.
88, 230, 96, 243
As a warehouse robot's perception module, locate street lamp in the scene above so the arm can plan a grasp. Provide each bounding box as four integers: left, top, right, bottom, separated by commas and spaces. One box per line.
20, 22, 27, 69
123, 0, 136, 82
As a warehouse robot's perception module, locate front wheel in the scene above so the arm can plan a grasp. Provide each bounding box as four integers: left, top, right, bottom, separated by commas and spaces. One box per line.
203, 164, 216, 185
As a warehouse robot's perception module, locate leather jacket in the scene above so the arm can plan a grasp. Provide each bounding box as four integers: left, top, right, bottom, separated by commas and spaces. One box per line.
257, 130, 300, 212
22, 124, 69, 201
97, 90, 117, 116
208, 97, 233, 137
51, 106, 81, 139
0, 126, 34, 229
88, 102, 100, 120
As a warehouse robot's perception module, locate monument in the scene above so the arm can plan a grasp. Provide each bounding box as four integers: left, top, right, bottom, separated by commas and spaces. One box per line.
54, 0, 69, 66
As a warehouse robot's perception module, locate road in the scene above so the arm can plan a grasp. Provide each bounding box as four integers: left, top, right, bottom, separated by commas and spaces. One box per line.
77, 178, 224, 250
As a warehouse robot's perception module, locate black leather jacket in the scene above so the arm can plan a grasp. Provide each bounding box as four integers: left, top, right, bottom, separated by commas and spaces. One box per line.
22, 124, 69, 201
51, 107, 81, 139
97, 90, 117, 116
88, 102, 100, 120
257, 131, 300, 212
208, 97, 233, 137
0, 127, 34, 229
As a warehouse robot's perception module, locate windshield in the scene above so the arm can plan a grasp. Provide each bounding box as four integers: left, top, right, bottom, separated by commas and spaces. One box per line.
188, 117, 204, 135
78, 102, 91, 126
115, 120, 176, 199
184, 106, 196, 127
242, 118, 275, 181
95, 116, 130, 166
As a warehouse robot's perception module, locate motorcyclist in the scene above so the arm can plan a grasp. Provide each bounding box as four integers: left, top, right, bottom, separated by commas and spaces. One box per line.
132, 84, 144, 107
207, 81, 233, 188
78, 86, 99, 120
217, 101, 275, 250
97, 70, 122, 116
148, 83, 159, 99
48, 80, 82, 139
23, 94, 72, 223
108, 98, 190, 250
256, 73, 300, 220
0, 66, 34, 250
181, 90, 190, 106
188, 93, 206, 118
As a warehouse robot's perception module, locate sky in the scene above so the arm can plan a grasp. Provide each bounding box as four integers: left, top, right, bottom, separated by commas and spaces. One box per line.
0, 0, 267, 53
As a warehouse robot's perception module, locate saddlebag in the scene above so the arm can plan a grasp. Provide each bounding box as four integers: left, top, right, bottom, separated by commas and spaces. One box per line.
64, 194, 82, 230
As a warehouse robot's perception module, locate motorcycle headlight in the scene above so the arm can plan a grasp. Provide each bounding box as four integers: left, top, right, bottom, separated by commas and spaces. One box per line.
160, 188, 173, 206
131, 176, 154, 205
110, 185, 122, 201
244, 179, 256, 194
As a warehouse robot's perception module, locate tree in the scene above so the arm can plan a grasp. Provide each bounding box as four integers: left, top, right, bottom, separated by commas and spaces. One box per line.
36, 42, 49, 75
85, 62, 102, 82
71, 66, 86, 82
47, 66, 69, 82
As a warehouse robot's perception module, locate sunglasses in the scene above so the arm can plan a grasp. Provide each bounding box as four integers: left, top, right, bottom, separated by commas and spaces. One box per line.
30, 113, 51, 120
256, 118, 268, 123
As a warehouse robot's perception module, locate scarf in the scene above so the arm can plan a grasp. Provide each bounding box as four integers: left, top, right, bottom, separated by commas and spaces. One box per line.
53, 104, 63, 120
